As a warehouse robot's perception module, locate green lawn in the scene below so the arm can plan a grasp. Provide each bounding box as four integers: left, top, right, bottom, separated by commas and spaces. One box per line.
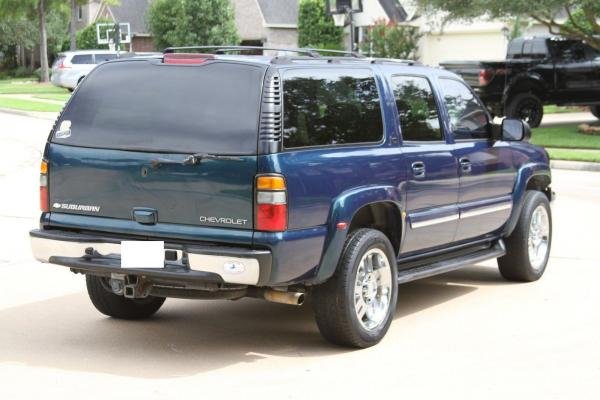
0, 78, 69, 95
0, 97, 63, 112
546, 148, 600, 163
32, 93, 71, 102
531, 124, 600, 150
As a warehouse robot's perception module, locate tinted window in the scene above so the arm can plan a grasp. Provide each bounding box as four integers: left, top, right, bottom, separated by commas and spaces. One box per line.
71, 54, 93, 64
53, 60, 265, 154
439, 78, 489, 140
391, 75, 441, 141
282, 69, 383, 148
95, 53, 118, 63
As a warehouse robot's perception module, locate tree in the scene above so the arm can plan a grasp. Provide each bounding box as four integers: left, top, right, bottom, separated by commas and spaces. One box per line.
360, 19, 421, 59
414, 0, 600, 50
147, 0, 239, 50
298, 0, 343, 49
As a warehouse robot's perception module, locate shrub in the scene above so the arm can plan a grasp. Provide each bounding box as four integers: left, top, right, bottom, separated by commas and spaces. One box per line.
298, 0, 344, 50
361, 19, 421, 59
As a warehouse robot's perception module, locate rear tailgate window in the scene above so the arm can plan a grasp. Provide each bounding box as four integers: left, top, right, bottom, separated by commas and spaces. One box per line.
53, 60, 266, 154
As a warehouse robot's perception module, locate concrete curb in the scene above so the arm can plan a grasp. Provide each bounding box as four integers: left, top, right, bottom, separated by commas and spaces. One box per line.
551, 160, 600, 172
0, 108, 58, 121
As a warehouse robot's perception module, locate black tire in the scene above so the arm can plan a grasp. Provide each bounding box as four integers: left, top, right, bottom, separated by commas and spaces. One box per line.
506, 93, 544, 128
311, 229, 398, 348
498, 191, 552, 282
86, 275, 165, 319
591, 105, 600, 120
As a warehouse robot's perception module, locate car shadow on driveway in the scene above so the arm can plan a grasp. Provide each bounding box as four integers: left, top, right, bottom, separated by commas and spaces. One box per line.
0, 265, 503, 378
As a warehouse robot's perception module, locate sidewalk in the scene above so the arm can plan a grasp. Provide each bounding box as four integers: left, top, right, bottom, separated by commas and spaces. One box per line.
540, 112, 596, 127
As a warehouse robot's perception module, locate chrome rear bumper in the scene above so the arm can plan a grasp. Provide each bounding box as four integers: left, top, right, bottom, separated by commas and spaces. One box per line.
30, 229, 271, 286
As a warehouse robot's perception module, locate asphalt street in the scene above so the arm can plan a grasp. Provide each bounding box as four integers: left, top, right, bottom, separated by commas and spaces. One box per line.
0, 111, 599, 399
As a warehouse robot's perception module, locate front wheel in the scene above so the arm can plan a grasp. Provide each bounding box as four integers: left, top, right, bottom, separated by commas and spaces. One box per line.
311, 229, 398, 348
506, 93, 544, 128
86, 275, 165, 319
498, 191, 552, 282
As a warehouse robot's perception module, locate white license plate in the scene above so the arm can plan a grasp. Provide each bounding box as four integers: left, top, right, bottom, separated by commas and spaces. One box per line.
120, 241, 165, 269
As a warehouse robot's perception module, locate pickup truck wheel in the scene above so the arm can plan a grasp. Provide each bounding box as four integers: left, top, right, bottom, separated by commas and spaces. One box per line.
86, 275, 165, 319
311, 229, 398, 348
591, 105, 600, 119
498, 191, 552, 282
506, 93, 544, 128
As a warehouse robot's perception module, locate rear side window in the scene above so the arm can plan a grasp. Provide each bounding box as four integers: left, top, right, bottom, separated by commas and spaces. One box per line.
95, 53, 118, 63
282, 68, 383, 148
53, 60, 265, 154
438, 78, 489, 140
391, 75, 442, 141
71, 54, 93, 64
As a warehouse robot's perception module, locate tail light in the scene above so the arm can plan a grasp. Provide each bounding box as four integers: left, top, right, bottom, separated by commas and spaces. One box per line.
478, 69, 494, 86
58, 61, 70, 69
40, 160, 49, 212
163, 53, 214, 65
255, 175, 287, 232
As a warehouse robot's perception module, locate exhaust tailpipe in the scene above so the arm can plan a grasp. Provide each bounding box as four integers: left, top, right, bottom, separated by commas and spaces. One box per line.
246, 288, 305, 306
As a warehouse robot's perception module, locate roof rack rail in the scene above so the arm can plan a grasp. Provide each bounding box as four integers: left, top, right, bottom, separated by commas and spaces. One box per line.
369, 58, 420, 66
162, 45, 364, 59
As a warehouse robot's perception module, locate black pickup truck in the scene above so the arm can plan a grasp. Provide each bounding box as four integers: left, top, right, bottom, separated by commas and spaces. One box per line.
441, 36, 600, 127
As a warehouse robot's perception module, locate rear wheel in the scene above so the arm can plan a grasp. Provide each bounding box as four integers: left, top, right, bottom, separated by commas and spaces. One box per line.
86, 275, 165, 319
311, 229, 398, 348
498, 191, 552, 282
506, 93, 544, 128
591, 105, 600, 120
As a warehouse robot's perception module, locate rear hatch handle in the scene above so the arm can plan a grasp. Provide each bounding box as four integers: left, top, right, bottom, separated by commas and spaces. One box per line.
150, 153, 243, 168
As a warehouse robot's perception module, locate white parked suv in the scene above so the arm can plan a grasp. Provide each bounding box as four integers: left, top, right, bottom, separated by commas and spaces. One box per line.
51, 50, 120, 91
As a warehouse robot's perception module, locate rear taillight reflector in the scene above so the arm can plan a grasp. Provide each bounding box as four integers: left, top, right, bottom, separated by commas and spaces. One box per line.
40, 160, 49, 212
255, 174, 287, 232
163, 53, 214, 65
478, 69, 494, 86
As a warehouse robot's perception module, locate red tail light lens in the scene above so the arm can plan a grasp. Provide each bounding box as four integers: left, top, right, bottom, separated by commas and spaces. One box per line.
255, 175, 287, 232
478, 69, 494, 86
256, 204, 287, 231
40, 160, 49, 212
40, 186, 49, 212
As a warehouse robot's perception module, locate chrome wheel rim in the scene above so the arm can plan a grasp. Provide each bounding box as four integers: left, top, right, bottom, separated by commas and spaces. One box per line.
354, 248, 392, 331
528, 205, 550, 271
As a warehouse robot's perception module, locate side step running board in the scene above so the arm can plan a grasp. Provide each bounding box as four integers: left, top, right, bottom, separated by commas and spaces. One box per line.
397, 240, 506, 284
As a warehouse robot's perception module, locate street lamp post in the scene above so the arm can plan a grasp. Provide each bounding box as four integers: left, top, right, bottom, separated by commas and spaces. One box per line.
327, 0, 363, 53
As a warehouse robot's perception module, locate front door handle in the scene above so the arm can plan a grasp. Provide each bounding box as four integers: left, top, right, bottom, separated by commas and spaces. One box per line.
411, 161, 426, 179
459, 157, 472, 173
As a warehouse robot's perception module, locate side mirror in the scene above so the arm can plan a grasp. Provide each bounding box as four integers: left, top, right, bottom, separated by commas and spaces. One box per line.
501, 118, 531, 141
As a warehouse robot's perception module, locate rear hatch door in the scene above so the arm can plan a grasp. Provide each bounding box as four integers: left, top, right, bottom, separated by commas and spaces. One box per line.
48, 58, 267, 230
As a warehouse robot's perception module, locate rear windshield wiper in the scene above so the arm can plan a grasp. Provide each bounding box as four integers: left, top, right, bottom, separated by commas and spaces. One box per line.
151, 153, 243, 168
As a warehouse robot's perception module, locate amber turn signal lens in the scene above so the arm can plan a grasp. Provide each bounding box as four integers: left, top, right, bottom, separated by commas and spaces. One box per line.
40, 160, 48, 174
256, 175, 286, 191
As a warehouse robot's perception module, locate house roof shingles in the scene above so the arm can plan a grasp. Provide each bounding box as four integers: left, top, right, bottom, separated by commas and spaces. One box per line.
107, 0, 150, 35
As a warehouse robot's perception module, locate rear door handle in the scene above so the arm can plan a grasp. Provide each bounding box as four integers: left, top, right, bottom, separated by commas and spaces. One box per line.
411, 161, 426, 178
459, 157, 472, 173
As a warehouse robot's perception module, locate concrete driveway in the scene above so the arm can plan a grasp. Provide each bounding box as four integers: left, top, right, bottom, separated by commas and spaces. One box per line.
0, 111, 598, 399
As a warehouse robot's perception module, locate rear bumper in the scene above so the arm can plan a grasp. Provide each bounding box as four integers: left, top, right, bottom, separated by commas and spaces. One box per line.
30, 229, 271, 286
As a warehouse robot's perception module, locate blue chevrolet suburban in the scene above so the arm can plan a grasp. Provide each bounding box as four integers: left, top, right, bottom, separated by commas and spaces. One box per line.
30, 47, 553, 348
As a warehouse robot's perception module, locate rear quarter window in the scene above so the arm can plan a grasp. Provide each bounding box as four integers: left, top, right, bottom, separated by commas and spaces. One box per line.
71, 54, 94, 64
282, 68, 384, 148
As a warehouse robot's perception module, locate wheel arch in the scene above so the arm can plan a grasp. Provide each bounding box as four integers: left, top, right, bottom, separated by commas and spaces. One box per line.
502, 164, 552, 237
310, 186, 403, 285
504, 74, 547, 105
